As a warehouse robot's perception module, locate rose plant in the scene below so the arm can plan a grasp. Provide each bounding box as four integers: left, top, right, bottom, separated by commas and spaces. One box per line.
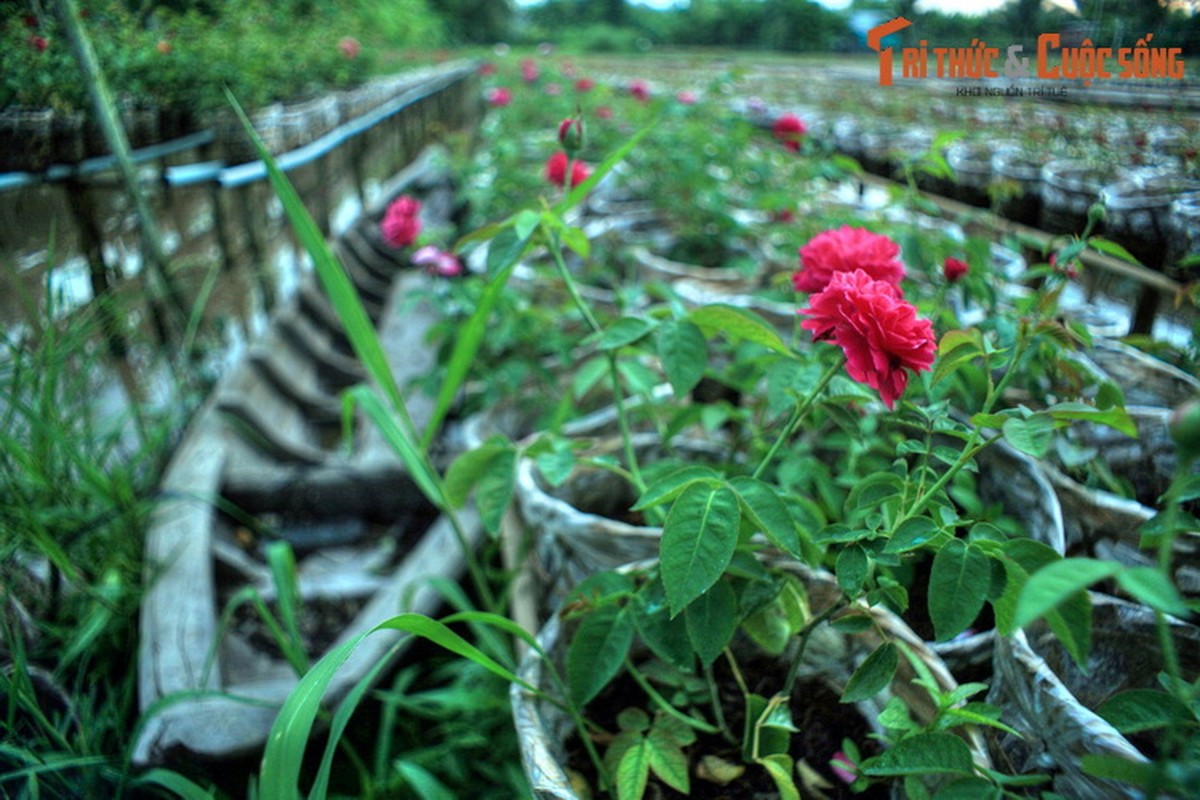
241, 61, 1192, 800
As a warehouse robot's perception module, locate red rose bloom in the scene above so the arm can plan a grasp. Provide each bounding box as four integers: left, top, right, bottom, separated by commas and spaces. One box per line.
772, 113, 807, 151
943, 256, 968, 283
575, 78, 595, 92
545, 151, 591, 188
800, 269, 936, 410
380, 195, 422, 248
486, 87, 512, 107
793, 226, 905, 295
628, 80, 650, 102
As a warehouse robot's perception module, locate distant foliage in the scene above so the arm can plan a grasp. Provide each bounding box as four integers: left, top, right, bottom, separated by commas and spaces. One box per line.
0, 0, 446, 114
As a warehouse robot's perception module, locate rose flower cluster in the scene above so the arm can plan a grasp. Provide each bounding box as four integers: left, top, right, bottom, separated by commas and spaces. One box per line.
794, 226, 937, 409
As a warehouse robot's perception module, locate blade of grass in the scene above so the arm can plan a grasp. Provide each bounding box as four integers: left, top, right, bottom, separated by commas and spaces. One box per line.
422, 120, 657, 451
306, 639, 407, 800
257, 613, 542, 800
132, 768, 218, 800
223, 88, 421, 447
266, 542, 309, 675
420, 245, 525, 451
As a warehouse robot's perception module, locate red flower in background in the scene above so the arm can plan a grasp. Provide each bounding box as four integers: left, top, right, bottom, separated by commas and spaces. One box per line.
595, 106, 613, 120
575, 78, 595, 92
486, 87, 512, 106
545, 151, 591, 188
793, 226, 905, 295
521, 58, 539, 83
800, 269, 936, 410
412, 245, 462, 277
29, 34, 48, 52
380, 195, 422, 248
338, 37, 360, 59
628, 80, 650, 102
772, 113, 807, 151
478, 62, 497, 76
943, 256, 968, 283
676, 90, 697, 105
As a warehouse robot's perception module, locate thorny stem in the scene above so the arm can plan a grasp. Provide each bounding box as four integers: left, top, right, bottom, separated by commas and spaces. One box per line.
624, 657, 720, 735
782, 598, 849, 697
887, 323, 1031, 535
544, 221, 649, 498
752, 355, 844, 481
1146, 454, 1196, 799
704, 660, 737, 744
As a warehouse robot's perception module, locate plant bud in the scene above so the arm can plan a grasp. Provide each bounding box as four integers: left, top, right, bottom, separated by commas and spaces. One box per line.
557, 117, 584, 155
1169, 396, 1200, 462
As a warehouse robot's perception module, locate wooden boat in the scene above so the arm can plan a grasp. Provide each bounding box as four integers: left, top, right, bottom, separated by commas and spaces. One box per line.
133, 149, 481, 765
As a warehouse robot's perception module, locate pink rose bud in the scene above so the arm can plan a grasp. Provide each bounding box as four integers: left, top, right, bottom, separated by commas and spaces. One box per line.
943, 256, 968, 283
557, 117, 584, 154
830, 751, 857, 784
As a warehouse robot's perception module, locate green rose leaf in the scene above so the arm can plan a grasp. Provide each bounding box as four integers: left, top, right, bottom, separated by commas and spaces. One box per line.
1013, 557, 1119, 630
729, 476, 802, 558
928, 540, 991, 642
661, 483, 741, 617
595, 316, 658, 351
567, 603, 635, 707
860, 731, 976, 777
1001, 414, 1054, 458
688, 305, 795, 357
616, 739, 651, 800
1097, 689, 1195, 734
841, 642, 897, 703
656, 318, 708, 397
685, 578, 738, 665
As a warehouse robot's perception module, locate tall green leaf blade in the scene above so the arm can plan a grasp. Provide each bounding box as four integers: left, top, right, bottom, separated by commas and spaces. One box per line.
346, 386, 445, 509
632, 466, 719, 512
258, 613, 536, 800
928, 540, 991, 642
661, 483, 741, 616
424, 237, 527, 449
557, 121, 656, 213
225, 90, 412, 435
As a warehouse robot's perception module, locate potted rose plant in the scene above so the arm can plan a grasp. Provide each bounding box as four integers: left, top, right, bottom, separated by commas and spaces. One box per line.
243, 92, 1165, 800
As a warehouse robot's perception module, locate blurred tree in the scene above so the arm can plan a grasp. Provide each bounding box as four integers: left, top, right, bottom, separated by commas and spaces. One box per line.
1005, 0, 1044, 42
426, 0, 512, 43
